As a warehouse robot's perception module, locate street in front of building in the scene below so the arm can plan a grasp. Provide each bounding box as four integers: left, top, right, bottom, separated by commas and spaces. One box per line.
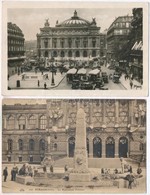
7, 7, 144, 90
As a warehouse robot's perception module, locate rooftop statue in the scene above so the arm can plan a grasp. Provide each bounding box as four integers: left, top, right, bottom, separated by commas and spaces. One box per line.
45, 18, 50, 27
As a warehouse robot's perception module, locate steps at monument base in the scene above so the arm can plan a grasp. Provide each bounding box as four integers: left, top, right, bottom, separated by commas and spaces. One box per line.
54, 158, 122, 169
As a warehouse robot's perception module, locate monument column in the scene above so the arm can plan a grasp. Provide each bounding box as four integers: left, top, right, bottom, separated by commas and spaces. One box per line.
69, 108, 91, 182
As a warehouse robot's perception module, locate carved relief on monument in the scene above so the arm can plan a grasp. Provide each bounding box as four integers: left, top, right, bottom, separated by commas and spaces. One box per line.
119, 100, 128, 126
105, 100, 115, 127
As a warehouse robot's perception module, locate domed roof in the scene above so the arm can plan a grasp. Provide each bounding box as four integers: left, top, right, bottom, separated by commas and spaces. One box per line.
57, 10, 91, 27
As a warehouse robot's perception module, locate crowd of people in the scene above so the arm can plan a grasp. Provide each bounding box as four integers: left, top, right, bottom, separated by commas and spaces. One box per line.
3, 161, 142, 190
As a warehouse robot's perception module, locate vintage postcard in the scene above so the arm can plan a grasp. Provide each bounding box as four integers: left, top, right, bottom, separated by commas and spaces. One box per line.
2, 99, 146, 193
1, 1, 148, 97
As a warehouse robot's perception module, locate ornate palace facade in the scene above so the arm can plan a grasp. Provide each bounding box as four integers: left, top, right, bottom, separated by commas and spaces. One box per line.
2, 99, 146, 164
37, 11, 101, 61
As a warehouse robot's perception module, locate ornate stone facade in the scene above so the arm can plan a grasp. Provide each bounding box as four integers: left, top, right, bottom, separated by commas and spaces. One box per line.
2, 99, 146, 163
37, 11, 101, 61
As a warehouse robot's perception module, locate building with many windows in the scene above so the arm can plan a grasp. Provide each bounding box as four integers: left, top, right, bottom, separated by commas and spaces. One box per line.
37, 10, 101, 61
2, 99, 146, 164
8, 22, 25, 76
129, 8, 143, 82
107, 16, 133, 64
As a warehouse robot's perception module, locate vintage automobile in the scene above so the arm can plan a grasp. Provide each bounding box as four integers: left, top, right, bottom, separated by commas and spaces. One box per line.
94, 78, 104, 89
101, 72, 109, 83
113, 72, 120, 83
80, 81, 95, 90
71, 80, 80, 89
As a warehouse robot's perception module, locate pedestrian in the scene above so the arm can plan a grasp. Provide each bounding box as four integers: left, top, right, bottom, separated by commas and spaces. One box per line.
50, 165, 53, 173
38, 80, 40, 87
120, 157, 125, 174
43, 165, 47, 173
130, 80, 133, 89
64, 165, 68, 172
129, 165, 133, 173
8, 74, 10, 80
137, 164, 142, 175
127, 172, 134, 189
44, 82, 47, 89
11, 168, 15, 181
3, 167, 8, 182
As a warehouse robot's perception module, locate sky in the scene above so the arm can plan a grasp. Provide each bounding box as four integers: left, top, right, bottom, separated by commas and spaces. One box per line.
8, 8, 133, 41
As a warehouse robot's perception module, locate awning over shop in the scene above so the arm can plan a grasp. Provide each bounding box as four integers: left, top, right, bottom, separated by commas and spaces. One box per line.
89, 69, 100, 75
8, 56, 26, 60
67, 68, 77, 74
131, 41, 143, 51
77, 68, 87, 75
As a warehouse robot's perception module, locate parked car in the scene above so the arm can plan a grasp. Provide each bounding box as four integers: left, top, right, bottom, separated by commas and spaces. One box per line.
113, 72, 120, 83
80, 82, 95, 90
94, 78, 104, 89
72, 80, 80, 89
101, 72, 109, 83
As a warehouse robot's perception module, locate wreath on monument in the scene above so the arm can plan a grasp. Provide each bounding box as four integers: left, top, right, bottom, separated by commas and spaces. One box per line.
76, 157, 83, 165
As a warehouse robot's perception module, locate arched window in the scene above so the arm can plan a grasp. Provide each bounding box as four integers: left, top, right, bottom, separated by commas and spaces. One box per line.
8, 139, 13, 152
29, 139, 35, 151
139, 142, 144, 151
18, 139, 23, 151
39, 139, 45, 151
54, 143, 57, 151
53, 51, 57, 57
18, 115, 26, 130
7, 116, 15, 129
68, 51, 72, 57
92, 50, 96, 57
45, 51, 48, 57
83, 50, 87, 57
60, 51, 65, 57
29, 115, 36, 129
40, 115, 46, 129
75, 51, 80, 57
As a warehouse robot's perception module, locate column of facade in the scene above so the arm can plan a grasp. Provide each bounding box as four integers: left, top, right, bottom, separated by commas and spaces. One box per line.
25, 115, 28, 129
102, 100, 106, 125
3, 115, 7, 129
15, 114, 18, 129
36, 115, 39, 129
115, 100, 119, 124
101, 136, 106, 157
130, 100, 135, 125
115, 137, 119, 158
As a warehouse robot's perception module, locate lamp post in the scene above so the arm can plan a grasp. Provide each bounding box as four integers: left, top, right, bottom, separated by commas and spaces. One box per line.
51, 57, 55, 86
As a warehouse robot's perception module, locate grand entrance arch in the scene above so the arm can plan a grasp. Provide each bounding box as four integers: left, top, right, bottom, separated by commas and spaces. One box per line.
68, 137, 75, 157
106, 137, 115, 158
119, 137, 128, 158
93, 137, 102, 158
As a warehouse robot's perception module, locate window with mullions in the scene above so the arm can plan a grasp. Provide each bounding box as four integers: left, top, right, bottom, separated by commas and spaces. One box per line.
39, 139, 45, 151
29, 115, 36, 129
29, 139, 35, 151
18, 139, 23, 151
7, 116, 15, 129
8, 139, 13, 152
18, 116, 26, 130
40, 115, 46, 129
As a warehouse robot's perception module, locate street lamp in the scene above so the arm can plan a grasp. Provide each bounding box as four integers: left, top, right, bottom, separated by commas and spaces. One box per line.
51, 57, 55, 86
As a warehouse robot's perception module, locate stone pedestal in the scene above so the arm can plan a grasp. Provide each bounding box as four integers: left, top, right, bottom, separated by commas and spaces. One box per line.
69, 173, 91, 182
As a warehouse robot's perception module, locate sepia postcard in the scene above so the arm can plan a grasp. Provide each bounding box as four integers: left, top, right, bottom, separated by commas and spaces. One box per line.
2, 98, 146, 193
1, 1, 148, 97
